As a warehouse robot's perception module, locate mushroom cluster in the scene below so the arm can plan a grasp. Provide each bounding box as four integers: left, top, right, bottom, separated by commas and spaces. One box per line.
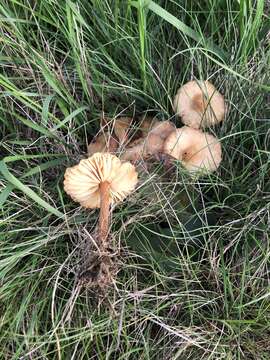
86, 80, 225, 176
87, 115, 176, 162
63, 79, 225, 289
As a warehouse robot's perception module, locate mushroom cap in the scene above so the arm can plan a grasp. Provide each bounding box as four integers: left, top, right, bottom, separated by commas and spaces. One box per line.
139, 116, 159, 136
163, 126, 222, 173
121, 133, 164, 162
64, 153, 138, 208
121, 120, 175, 162
87, 132, 118, 156
150, 120, 175, 140
114, 117, 133, 143
121, 140, 145, 162
173, 80, 225, 129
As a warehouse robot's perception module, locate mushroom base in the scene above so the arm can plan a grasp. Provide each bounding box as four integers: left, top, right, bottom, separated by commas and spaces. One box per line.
78, 180, 115, 290
77, 246, 117, 290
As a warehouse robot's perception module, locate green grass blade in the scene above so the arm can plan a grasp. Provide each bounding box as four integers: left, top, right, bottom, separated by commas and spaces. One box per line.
53, 105, 89, 130
143, 0, 228, 60
0, 161, 64, 218
0, 158, 65, 207
41, 94, 55, 127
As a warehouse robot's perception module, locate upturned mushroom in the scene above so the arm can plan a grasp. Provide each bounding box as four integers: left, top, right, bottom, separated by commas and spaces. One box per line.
64, 153, 138, 247
163, 126, 222, 174
173, 80, 225, 129
64, 153, 138, 286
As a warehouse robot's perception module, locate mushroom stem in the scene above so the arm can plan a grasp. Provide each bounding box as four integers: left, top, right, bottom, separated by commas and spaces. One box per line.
99, 181, 111, 249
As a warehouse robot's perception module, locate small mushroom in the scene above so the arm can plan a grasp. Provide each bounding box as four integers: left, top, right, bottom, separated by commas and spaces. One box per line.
87, 132, 118, 156
121, 135, 164, 162
139, 116, 159, 136
173, 80, 225, 129
64, 152, 138, 251
122, 120, 175, 162
163, 126, 222, 174
150, 120, 175, 140
113, 117, 133, 144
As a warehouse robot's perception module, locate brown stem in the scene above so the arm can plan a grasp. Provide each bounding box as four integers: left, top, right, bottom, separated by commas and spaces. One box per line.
99, 181, 111, 250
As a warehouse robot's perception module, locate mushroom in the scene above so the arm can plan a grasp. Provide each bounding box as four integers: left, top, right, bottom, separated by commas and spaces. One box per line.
163, 126, 222, 174
138, 116, 159, 136
87, 131, 118, 156
64, 152, 138, 244
64, 153, 138, 287
113, 117, 133, 144
122, 120, 175, 162
121, 135, 164, 162
173, 80, 225, 129
150, 120, 175, 140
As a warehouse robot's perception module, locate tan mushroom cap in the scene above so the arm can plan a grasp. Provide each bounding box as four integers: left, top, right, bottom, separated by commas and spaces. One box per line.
121, 120, 175, 162
121, 134, 164, 162
64, 153, 138, 208
150, 120, 175, 140
173, 80, 225, 129
138, 116, 159, 136
163, 126, 222, 173
114, 117, 133, 143
87, 132, 118, 156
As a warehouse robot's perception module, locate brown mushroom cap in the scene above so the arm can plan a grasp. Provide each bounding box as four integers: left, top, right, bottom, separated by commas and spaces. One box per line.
173, 80, 225, 129
64, 153, 138, 208
163, 126, 222, 173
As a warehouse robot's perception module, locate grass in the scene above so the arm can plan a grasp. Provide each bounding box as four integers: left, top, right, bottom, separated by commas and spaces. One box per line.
0, 0, 269, 358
